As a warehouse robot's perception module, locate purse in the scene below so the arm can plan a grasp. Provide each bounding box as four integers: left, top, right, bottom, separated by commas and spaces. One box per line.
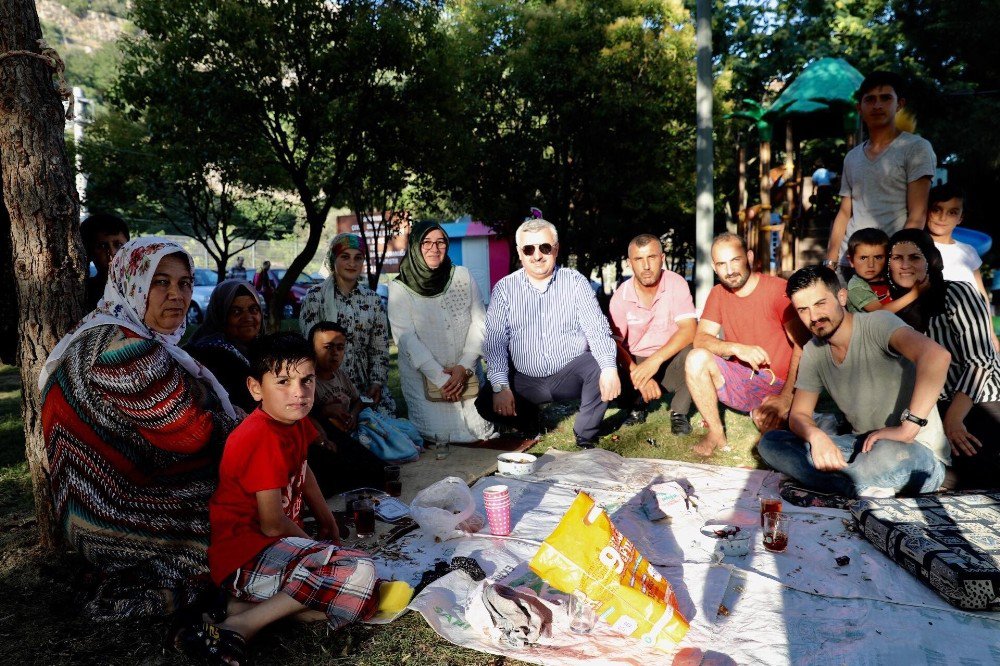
423, 372, 480, 402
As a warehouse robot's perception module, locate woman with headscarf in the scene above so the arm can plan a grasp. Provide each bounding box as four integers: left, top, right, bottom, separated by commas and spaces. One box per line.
388, 222, 496, 443
888, 229, 1000, 488
39, 238, 239, 620
300, 233, 395, 415
185, 278, 265, 413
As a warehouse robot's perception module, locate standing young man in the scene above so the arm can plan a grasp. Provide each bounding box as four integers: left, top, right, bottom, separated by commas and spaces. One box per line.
825, 72, 936, 274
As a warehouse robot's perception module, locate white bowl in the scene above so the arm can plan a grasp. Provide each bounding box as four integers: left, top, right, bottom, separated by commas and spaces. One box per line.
497, 452, 537, 476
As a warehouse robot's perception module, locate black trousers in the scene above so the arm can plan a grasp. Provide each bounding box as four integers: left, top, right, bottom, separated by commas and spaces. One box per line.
618, 345, 693, 416
309, 421, 386, 498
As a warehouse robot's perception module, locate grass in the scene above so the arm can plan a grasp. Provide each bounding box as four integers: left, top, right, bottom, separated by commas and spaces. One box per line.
0, 357, 767, 665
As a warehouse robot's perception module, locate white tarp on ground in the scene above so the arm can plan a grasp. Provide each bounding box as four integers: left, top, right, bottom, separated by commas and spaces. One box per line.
369, 449, 1000, 665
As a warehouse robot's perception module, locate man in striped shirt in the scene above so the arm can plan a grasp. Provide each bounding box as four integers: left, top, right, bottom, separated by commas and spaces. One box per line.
484, 218, 620, 449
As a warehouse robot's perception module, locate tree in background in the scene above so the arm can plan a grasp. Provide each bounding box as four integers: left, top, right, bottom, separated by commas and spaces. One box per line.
116, 0, 450, 327
439, 0, 698, 278
80, 111, 297, 281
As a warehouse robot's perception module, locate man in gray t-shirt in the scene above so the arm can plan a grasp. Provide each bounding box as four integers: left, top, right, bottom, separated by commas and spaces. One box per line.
758, 266, 950, 498
824, 72, 936, 272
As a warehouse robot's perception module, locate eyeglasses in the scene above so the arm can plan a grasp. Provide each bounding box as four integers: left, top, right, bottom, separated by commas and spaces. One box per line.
521, 243, 554, 256
421, 240, 447, 250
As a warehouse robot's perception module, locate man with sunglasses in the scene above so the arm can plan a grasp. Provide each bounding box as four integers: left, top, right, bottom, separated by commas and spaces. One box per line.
484, 218, 620, 449
609, 234, 696, 435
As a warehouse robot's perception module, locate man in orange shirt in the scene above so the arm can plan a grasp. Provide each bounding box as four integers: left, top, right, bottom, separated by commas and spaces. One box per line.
685, 233, 808, 457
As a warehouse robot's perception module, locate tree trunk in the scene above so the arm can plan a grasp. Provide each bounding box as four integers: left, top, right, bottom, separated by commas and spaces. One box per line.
0, 0, 86, 549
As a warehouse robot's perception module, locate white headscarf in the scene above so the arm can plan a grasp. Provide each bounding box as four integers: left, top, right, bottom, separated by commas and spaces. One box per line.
38, 237, 237, 418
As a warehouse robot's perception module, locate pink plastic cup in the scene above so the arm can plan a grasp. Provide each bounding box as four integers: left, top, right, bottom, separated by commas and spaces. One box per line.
486, 503, 511, 535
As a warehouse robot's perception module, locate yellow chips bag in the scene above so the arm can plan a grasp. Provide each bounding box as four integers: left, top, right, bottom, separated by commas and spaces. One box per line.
529, 492, 689, 652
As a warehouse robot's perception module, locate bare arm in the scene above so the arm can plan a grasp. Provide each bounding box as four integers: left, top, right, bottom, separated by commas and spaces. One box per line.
257, 488, 309, 539
789, 388, 847, 470
695, 318, 772, 371
904, 177, 931, 229
303, 464, 340, 543
825, 195, 853, 264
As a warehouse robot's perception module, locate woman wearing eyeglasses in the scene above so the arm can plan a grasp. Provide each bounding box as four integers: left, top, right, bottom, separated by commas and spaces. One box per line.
388, 221, 496, 443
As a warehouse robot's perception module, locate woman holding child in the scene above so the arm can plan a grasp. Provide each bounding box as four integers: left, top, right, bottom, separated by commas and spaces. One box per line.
39, 238, 239, 619
299, 233, 396, 416
887, 228, 1000, 488
388, 221, 496, 443
186, 278, 266, 413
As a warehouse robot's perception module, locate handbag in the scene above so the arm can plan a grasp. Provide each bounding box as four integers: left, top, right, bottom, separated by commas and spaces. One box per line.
423, 372, 480, 402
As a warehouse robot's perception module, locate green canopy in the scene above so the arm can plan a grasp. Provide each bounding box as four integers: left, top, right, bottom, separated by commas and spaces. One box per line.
764, 57, 864, 139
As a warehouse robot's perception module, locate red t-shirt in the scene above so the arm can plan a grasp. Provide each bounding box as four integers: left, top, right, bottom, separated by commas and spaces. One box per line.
208, 408, 319, 584
701, 274, 796, 381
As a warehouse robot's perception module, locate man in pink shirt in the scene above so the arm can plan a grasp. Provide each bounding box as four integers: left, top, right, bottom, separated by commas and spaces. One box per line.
609, 234, 696, 434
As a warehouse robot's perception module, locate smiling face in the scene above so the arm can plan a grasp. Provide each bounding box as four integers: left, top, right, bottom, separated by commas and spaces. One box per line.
248, 358, 316, 425
711, 240, 753, 291
420, 229, 448, 270
333, 248, 365, 285
849, 243, 887, 282
628, 241, 664, 288
926, 197, 964, 239
858, 84, 902, 131
790, 282, 848, 341
143, 254, 193, 334
224, 292, 262, 345
518, 228, 559, 281
312, 328, 347, 373
888, 241, 928, 289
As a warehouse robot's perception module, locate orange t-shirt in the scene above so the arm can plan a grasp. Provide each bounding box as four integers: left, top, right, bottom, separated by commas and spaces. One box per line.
700, 274, 796, 381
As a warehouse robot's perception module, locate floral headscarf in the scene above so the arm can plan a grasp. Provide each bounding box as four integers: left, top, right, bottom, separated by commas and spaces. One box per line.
39, 237, 237, 418
327, 233, 364, 273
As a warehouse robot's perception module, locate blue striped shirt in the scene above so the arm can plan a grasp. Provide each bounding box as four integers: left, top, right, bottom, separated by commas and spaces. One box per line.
484, 266, 616, 385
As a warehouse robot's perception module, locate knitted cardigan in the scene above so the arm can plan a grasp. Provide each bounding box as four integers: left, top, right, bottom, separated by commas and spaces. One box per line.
42, 325, 237, 619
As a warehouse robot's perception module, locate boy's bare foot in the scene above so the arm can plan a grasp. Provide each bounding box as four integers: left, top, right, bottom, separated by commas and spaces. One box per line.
693, 432, 728, 458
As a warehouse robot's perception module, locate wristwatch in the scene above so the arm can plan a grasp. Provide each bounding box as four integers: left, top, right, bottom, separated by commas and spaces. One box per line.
823, 259, 839, 269
493, 383, 509, 393
900, 408, 928, 427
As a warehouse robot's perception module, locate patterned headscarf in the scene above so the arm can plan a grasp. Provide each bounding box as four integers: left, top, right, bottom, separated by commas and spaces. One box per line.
395, 221, 454, 297
187, 278, 263, 348
39, 237, 237, 418
327, 233, 364, 273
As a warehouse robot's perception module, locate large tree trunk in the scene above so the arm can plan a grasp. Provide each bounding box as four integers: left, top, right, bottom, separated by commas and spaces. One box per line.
1, 0, 86, 549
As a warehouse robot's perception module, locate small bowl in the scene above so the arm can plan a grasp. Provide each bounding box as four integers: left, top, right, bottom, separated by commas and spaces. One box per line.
497, 452, 537, 476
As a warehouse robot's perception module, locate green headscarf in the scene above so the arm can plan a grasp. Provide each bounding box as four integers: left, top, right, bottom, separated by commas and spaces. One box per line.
396, 221, 454, 297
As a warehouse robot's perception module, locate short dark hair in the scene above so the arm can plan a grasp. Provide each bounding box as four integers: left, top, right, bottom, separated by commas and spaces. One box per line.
847, 228, 890, 258
786, 265, 841, 299
307, 320, 349, 344
857, 71, 906, 101
928, 183, 965, 208
711, 232, 747, 254
79, 212, 129, 251
248, 332, 314, 381
629, 234, 662, 251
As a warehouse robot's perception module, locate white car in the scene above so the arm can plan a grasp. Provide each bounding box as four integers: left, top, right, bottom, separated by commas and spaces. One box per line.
187, 268, 219, 325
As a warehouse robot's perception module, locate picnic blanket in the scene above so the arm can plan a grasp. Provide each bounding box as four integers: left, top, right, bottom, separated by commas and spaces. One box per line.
369, 449, 1000, 665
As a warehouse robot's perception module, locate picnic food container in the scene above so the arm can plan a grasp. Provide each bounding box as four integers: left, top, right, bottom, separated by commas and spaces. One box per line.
497, 452, 537, 476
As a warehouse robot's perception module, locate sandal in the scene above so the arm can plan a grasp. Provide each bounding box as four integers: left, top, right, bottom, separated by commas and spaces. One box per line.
175, 621, 251, 666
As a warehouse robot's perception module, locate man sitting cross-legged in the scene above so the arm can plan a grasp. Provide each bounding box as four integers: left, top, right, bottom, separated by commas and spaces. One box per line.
758, 265, 951, 498
685, 233, 808, 457
609, 234, 696, 434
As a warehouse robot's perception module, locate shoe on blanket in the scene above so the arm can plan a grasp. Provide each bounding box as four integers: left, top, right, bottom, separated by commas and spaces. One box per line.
778, 479, 854, 510
174, 621, 251, 666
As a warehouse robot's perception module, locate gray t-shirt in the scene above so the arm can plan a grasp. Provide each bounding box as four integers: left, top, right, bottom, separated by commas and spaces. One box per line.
838, 131, 936, 261
795, 310, 949, 463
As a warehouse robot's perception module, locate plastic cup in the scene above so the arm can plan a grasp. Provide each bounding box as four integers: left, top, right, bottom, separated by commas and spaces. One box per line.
762, 511, 789, 552
484, 485, 512, 535
568, 591, 597, 634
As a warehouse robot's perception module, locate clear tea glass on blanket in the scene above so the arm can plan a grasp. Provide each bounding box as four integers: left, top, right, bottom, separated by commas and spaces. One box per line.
568, 591, 597, 634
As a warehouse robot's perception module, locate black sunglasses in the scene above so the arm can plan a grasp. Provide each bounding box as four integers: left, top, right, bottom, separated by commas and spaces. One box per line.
521, 243, 554, 256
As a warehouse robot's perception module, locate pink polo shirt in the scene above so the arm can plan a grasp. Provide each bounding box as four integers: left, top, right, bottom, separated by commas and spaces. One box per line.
609, 270, 696, 358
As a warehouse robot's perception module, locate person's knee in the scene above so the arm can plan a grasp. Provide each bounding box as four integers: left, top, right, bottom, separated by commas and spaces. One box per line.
757, 429, 795, 466
685, 348, 714, 380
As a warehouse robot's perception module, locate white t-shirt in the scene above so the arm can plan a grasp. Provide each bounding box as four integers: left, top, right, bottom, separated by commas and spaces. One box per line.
935, 240, 982, 286
838, 131, 936, 261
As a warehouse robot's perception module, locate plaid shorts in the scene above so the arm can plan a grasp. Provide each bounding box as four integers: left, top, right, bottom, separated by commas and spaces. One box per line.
226, 537, 379, 630
714, 355, 784, 414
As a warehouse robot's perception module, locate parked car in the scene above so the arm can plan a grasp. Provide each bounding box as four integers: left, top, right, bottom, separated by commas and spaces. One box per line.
245, 268, 317, 318
187, 268, 219, 325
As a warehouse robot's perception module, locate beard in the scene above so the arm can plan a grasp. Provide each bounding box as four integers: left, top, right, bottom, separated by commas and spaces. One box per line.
722, 270, 750, 291
810, 314, 844, 340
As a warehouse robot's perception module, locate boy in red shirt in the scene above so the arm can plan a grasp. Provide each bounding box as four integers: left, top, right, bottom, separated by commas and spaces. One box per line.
179, 333, 380, 664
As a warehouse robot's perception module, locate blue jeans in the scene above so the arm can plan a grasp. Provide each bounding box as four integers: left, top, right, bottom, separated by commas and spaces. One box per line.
758, 430, 945, 497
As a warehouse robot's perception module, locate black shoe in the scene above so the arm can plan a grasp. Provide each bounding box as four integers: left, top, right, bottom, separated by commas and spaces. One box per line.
670, 412, 692, 435
622, 409, 647, 427
575, 435, 597, 449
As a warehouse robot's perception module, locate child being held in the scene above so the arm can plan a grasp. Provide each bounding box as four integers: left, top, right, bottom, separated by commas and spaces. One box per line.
310, 321, 423, 465
846, 228, 924, 314
179, 333, 400, 665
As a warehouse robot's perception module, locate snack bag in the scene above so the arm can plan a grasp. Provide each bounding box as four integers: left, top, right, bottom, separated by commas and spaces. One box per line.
529, 492, 689, 651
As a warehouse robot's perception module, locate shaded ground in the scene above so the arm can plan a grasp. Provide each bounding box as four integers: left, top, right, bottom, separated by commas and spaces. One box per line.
0, 359, 764, 665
